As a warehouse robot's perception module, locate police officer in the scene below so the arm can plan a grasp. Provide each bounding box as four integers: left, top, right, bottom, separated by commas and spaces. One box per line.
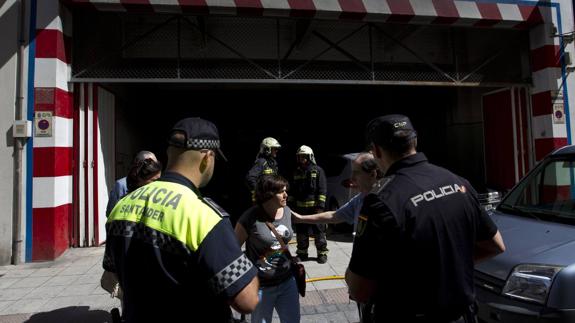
345, 114, 506, 323
291, 145, 329, 264
246, 137, 281, 202
105, 117, 259, 323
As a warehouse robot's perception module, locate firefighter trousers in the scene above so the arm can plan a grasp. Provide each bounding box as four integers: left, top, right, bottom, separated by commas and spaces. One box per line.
294, 223, 328, 255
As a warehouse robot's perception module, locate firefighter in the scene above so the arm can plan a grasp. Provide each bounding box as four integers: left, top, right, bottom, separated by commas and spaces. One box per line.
245, 137, 281, 202
290, 145, 329, 264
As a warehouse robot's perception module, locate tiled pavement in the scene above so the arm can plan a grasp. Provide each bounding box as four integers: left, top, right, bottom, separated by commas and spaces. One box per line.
0, 233, 358, 323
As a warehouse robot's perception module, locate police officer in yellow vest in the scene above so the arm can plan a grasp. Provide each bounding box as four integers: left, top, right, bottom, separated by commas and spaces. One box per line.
290, 145, 329, 264
104, 117, 259, 323
245, 137, 281, 202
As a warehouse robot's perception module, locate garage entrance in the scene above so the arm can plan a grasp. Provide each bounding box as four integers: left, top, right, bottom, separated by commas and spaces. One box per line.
69, 10, 532, 246
103, 83, 492, 217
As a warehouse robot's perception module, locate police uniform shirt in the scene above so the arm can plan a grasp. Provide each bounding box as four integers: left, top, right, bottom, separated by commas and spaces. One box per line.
105, 171, 257, 322
349, 153, 498, 320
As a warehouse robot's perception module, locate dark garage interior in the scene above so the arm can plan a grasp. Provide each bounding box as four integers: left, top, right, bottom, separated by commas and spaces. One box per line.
109, 83, 481, 220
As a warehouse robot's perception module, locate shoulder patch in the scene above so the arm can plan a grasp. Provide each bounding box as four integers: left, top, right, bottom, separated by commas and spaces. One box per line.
203, 197, 230, 218
371, 175, 395, 194
356, 214, 369, 237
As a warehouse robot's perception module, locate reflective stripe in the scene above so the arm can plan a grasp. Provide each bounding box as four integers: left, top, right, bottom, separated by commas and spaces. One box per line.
311, 173, 317, 178
293, 175, 306, 180
262, 169, 273, 175
108, 181, 221, 251
318, 195, 326, 202
209, 253, 254, 294
107, 220, 191, 258
297, 200, 316, 208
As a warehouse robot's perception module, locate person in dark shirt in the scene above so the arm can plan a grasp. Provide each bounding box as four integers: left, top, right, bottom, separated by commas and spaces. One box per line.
105, 117, 259, 322
346, 114, 506, 323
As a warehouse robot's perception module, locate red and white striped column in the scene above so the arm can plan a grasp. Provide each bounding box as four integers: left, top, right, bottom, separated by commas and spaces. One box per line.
32, 0, 73, 260
529, 4, 570, 161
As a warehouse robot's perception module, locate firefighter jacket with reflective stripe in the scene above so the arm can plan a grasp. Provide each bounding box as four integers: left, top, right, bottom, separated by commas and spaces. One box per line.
246, 157, 279, 191
104, 172, 257, 323
290, 164, 327, 210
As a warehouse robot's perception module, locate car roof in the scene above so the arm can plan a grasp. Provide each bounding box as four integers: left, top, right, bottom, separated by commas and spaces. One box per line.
551, 145, 575, 156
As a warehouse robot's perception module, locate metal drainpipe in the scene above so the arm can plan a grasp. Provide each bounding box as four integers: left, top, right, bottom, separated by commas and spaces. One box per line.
12, 0, 28, 265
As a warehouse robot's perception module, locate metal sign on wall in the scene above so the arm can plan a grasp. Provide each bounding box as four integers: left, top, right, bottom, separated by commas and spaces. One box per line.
551, 90, 565, 124
34, 111, 53, 137
553, 104, 566, 124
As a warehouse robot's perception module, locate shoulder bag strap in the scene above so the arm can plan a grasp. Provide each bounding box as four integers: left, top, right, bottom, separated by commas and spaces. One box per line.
265, 221, 294, 260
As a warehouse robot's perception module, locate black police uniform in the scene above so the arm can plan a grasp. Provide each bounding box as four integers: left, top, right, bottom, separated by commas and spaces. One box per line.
291, 163, 328, 258
349, 153, 498, 323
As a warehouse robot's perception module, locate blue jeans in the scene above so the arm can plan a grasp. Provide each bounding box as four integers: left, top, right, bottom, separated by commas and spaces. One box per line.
251, 276, 300, 323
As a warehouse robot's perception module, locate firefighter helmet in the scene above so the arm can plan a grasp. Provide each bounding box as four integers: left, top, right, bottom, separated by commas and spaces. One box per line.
259, 137, 281, 156
296, 145, 316, 164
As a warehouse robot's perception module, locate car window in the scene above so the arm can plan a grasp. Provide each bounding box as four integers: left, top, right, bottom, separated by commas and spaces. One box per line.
500, 158, 575, 222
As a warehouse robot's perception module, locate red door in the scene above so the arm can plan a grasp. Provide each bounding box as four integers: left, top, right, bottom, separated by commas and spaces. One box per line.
482, 88, 531, 192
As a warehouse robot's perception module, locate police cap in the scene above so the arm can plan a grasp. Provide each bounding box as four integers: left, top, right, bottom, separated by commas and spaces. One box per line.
366, 114, 417, 149
168, 117, 227, 161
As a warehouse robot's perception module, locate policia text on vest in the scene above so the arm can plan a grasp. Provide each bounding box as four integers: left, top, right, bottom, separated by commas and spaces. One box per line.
115, 185, 185, 222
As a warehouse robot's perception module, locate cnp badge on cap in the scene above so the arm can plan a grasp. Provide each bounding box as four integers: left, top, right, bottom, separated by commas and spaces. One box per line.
168, 117, 227, 161
366, 114, 417, 149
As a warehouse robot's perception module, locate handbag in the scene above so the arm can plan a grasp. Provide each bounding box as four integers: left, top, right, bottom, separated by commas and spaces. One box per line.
100, 270, 123, 299
265, 222, 306, 297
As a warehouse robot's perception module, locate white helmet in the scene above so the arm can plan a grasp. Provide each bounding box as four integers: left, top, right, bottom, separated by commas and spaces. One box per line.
259, 137, 281, 156
296, 145, 316, 164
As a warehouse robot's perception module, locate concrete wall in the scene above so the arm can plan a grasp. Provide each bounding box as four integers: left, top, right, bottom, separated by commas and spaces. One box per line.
0, 0, 20, 265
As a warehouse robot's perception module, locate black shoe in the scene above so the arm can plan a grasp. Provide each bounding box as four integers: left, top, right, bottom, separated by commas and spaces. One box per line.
296, 253, 308, 262
317, 254, 328, 264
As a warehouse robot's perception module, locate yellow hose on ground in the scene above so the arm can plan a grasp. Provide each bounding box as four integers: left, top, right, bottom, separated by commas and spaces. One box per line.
286, 239, 342, 283
306, 275, 344, 283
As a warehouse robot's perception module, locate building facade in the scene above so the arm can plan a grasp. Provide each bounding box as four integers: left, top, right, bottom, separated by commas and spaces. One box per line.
1, 0, 573, 263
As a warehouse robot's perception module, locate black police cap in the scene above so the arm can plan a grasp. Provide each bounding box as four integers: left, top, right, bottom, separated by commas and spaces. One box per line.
366, 114, 417, 149
168, 117, 227, 161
